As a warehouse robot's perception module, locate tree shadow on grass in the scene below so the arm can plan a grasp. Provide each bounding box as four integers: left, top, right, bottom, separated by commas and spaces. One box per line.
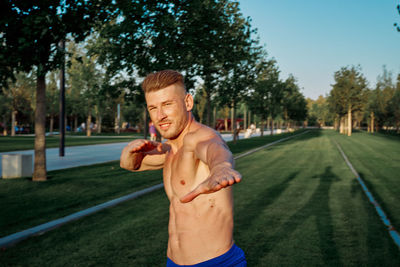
237, 166, 342, 266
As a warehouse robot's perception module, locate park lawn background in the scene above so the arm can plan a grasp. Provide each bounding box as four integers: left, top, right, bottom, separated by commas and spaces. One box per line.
333, 131, 400, 231
0, 130, 304, 237
0, 130, 399, 265
0, 135, 138, 152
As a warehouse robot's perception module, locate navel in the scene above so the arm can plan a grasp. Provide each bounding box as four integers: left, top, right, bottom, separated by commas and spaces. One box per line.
209, 198, 215, 208
180, 180, 186, 185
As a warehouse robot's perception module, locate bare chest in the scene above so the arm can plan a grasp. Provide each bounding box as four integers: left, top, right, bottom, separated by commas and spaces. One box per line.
163, 148, 204, 199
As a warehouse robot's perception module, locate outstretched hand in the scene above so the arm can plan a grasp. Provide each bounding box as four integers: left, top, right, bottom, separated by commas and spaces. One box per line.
120, 139, 168, 170
180, 165, 242, 203
127, 139, 165, 153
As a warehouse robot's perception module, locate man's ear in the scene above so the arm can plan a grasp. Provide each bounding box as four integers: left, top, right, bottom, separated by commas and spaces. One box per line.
185, 93, 194, 111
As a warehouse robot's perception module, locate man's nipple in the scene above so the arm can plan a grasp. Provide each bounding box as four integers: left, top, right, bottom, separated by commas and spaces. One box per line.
180, 180, 186, 185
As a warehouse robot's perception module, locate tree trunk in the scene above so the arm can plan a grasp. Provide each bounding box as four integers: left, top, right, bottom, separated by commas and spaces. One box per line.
11, 110, 16, 136
2, 115, 7, 136
270, 118, 274, 136
212, 106, 216, 129
347, 107, 352, 137
97, 114, 102, 134
33, 73, 47, 181
260, 120, 264, 137
49, 115, 54, 135
224, 117, 228, 132
74, 115, 78, 132
339, 116, 344, 134
232, 104, 238, 144
86, 109, 92, 137
243, 106, 247, 130
231, 106, 234, 134
370, 112, 374, 133
334, 116, 339, 131
248, 110, 251, 127
143, 108, 148, 139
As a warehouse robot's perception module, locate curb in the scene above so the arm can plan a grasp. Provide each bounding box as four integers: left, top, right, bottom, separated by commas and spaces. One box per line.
334, 140, 400, 250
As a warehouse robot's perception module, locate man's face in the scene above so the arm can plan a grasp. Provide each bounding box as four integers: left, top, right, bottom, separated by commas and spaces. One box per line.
145, 84, 193, 140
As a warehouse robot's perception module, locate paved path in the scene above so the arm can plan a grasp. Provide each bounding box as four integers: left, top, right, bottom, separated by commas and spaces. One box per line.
0, 130, 281, 176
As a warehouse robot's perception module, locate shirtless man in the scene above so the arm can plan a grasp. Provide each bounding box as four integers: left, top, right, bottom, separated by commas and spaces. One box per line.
120, 70, 246, 266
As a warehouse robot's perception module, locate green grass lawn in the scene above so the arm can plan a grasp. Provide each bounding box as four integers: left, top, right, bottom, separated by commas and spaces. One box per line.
333, 130, 400, 231
0, 130, 304, 238
0, 130, 399, 266
0, 135, 138, 152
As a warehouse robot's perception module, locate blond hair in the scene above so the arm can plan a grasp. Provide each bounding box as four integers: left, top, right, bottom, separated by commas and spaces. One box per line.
142, 70, 186, 93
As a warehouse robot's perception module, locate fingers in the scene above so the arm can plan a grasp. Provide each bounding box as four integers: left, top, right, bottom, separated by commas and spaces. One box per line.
128, 140, 160, 153
180, 170, 242, 203
180, 183, 208, 203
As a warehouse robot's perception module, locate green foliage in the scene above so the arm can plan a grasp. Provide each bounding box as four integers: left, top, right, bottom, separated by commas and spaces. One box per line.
307, 96, 333, 126
365, 67, 398, 130
46, 72, 59, 116
249, 60, 281, 121
92, 0, 262, 126
0, 0, 111, 82
395, 3, 400, 32
282, 75, 307, 123
328, 65, 368, 116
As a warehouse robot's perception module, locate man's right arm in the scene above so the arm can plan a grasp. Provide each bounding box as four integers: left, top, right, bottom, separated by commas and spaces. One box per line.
120, 139, 167, 171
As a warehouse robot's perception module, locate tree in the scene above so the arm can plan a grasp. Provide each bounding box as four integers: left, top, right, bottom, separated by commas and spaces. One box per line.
307, 96, 334, 127
395, 3, 400, 32
193, 86, 208, 124
93, 0, 259, 127
366, 67, 396, 132
328, 66, 367, 136
249, 59, 281, 136
46, 72, 59, 135
216, 45, 263, 143
282, 75, 307, 128
388, 74, 400, 131
2, 72, 35, 136
0, 1, 111, 180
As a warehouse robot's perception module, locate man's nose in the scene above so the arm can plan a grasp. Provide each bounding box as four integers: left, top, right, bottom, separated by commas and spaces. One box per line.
157, 108, 167, 120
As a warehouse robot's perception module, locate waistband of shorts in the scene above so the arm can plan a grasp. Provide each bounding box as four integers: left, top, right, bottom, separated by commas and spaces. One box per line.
167, 244, 246, 267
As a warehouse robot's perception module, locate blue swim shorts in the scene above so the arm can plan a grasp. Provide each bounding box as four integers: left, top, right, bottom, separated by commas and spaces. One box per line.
166, 244, 247, 267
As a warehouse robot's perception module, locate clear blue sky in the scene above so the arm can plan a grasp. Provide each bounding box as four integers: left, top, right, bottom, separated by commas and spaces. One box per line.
238, 0, 400, 100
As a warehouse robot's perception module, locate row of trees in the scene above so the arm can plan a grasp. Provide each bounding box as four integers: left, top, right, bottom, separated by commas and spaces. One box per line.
1, 0, 307, 181
307, 66, 400, 136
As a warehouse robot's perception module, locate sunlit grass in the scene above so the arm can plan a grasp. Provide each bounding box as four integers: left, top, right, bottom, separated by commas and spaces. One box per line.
0, 130, 399, 265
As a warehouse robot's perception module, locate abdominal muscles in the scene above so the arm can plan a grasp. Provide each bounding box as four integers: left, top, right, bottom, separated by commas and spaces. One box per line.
167, 190, 234, 265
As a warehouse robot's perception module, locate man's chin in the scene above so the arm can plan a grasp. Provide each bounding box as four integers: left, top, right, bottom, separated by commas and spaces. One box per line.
160, 129, 180, 140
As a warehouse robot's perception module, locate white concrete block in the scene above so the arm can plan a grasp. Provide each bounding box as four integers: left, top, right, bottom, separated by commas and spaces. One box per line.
2, 154, 33, 179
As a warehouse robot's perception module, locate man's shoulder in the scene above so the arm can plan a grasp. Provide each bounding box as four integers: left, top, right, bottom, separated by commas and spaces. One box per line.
183, 122, 223, 150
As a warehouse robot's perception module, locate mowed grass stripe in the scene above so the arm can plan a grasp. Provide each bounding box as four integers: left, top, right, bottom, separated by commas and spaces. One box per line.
1, 130, 399, 266
234, 130, 399, 265
333, 131, 400, 230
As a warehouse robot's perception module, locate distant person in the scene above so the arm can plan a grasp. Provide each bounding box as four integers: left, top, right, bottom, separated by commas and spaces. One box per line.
149, 121, 157, 141
120, 70, 246, 266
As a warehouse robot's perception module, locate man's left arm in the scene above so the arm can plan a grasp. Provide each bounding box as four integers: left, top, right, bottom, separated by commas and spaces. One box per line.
180, 137, 242, 203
